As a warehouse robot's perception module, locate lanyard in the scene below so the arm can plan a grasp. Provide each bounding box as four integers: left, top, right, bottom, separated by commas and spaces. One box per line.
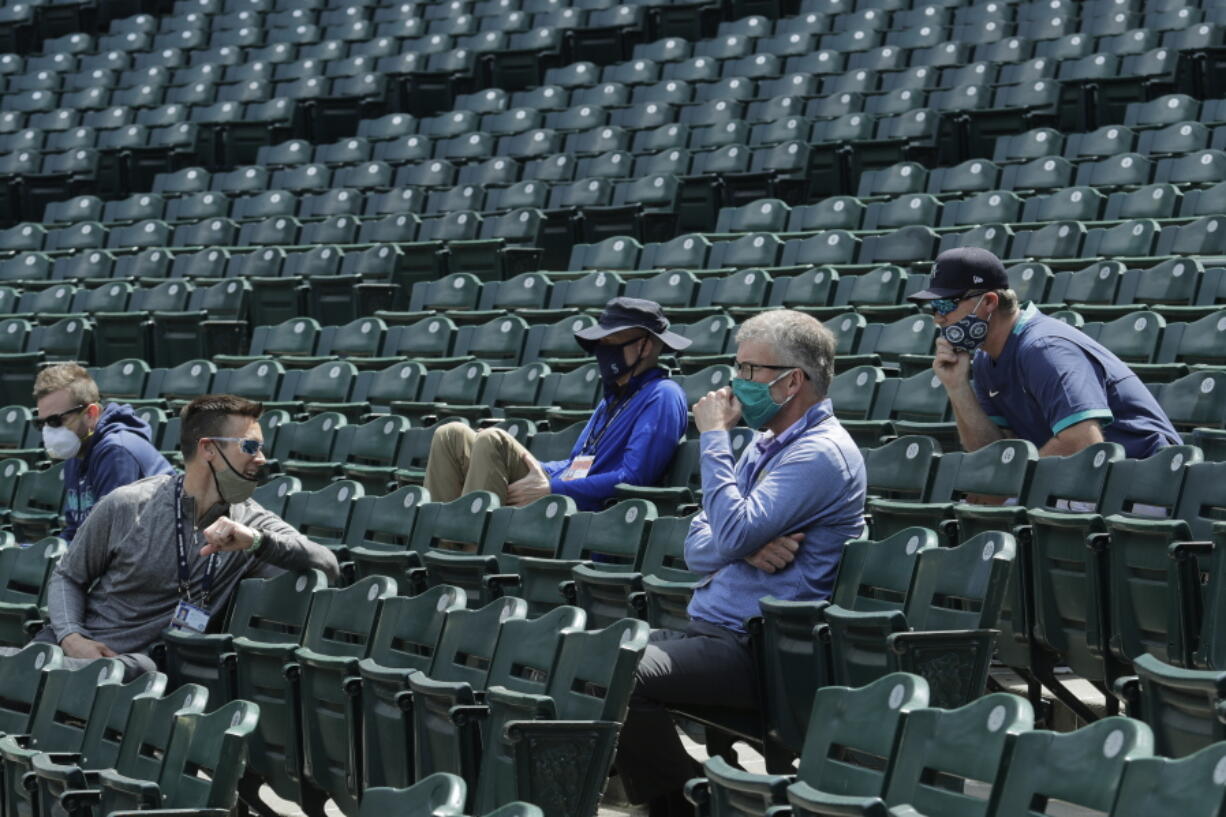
174, 476, 216, 607
581, 373, 654, 456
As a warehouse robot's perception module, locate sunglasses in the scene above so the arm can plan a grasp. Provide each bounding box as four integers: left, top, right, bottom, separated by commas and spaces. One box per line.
925, 294, 979, 316
32, 405, 87, 431
209, 437, 265, 456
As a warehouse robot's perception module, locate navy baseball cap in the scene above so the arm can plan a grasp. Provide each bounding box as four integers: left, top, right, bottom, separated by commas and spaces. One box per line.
908, 247, 1010, 301
574, 296, 692, 351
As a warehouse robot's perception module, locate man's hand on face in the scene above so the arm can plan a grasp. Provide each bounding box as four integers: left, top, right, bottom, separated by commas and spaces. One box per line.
61, 632, 118, 659
693, 386, 743, 433
932, 336, 972, 389
744, 532, 803, 574
200, 516, 257, 556
507, 452, 552, 507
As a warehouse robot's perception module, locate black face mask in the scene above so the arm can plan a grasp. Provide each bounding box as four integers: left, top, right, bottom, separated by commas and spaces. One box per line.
207, 445, 260, 505
593, 336, 647, 390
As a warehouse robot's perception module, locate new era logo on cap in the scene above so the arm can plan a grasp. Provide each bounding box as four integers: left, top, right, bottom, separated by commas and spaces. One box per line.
973, 275, 983, 283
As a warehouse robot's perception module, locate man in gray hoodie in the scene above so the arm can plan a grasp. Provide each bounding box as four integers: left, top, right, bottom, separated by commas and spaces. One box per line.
33, 364, 175, 542
43, 394, 340, 679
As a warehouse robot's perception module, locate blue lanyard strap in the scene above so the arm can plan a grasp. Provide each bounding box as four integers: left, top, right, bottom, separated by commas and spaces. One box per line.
174, 476, 216, 607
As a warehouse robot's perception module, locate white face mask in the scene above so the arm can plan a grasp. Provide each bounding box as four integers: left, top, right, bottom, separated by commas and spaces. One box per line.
42, 425, 81, 460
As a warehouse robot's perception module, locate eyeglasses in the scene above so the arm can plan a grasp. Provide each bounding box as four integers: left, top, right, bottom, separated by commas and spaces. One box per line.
32, 405, 86, 431
735, 362, 798, 381
208, 437, 265, 456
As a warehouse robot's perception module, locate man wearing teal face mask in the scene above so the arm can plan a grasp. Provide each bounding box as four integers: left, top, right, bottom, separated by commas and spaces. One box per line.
613, 310, 867, 817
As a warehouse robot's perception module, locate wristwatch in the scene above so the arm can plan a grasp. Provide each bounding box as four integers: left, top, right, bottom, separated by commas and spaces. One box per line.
247, 529, 264, 553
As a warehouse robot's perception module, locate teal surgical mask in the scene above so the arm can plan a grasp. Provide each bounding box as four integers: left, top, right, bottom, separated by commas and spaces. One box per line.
731, 368, 797, 430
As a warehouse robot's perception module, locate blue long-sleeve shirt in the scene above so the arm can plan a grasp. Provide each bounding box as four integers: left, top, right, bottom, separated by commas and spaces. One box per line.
538, 367, 688, 511
685, 399, 867, 633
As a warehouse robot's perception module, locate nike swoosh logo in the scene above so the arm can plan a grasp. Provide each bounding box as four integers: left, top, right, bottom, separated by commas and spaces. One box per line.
989, 390, 1000, 397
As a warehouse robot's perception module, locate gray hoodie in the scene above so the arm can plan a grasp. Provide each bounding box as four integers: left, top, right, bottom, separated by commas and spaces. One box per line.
48, 473, 341, 656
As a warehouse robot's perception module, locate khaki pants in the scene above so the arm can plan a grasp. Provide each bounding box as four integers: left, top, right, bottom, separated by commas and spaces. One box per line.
423, 422, 535, 506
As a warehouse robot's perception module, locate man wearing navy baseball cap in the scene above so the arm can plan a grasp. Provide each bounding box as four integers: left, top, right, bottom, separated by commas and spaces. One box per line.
908, 247, 1179, 459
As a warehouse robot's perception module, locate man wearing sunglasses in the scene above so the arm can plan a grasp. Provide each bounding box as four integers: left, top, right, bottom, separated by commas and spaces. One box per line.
32, 364, 174, 543
41, 394, 340, 678
910, 247, 1179, 460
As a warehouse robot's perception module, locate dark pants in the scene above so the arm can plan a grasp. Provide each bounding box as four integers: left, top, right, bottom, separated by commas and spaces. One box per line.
614, 619, 758, 805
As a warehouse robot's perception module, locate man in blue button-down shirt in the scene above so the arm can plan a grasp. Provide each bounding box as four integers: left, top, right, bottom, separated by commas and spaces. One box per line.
612, 310, 867, 817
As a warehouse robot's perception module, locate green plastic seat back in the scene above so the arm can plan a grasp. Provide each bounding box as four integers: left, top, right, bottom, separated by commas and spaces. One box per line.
674, 315, 736, 358
882, 693, 1034, 817
77, 673, 168, 770
795, 672, 929, 794
485, 605, 586, 699
0, 319, 31, 354
887, 371, 950, 423
226, 569, 327, 643
465, 316, 528, 366
347, 486, 427, 553
1131, 653, 1226, 757
948, 438, 1037, 499
421, 273, 482, 311
1062, 260, 1125, 304
549, 364, 602, 410
831, 527, 939, 613
828, 365, 884, 420
1175, 310, 1226, 367
12, 462, 66, 518
544, 617, 649, 720
1093, 310, 1164, 363
638, 513, 696, 581
0, 458, 28, 511
491, 364, 549, 407
283, 480, 363, 545
274, 411, 348, 462
848, 266, 907, 307
862, 435, 942, 499
359, 774, 467, 817
251, 475, 299, 517
363, 586, 467, 672
987, 718, 1153, 817
1022, 441, 1124, 508
1111, 741, 1226, 817
430, 361, 490, 405
530, 315, 590, 361
410, 491, 500, 553
0, 408, 31, 449
257, 318, 320, 357
291, 361, 357, 402
23, 660, 123, 756
346, 415, 410, 468
1100, 443, 1201, 516
637, 269, 699, 309
489, 495, 575, 559
1159, 371, 1226, 431
0, 644, 61, 736
395, 316, 457, 359
328, 317, 387, 358
557, 499, 657, 564
365, 361, 426, 408
903, 531, 1016, 630
154, 700, 260, 809
300, 575, 396, 657
564, 270, 624, 309
678, 365, 735, 408
427, 596, 529, 685
224, 360, 285, 401
1169, 461, 1226, 539
115, 685, 210, 782
527, 422, 585, 463
826, 312, 867, 356
494, 273, 551, 310
91, 359, 150, 400
871, 314, 937, 363
711, 268, 771, 308
158, 358, 215, 399
0, 536, 64, 607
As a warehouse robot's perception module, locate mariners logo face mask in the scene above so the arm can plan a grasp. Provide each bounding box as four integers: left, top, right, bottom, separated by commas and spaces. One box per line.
941, 295, 990, 353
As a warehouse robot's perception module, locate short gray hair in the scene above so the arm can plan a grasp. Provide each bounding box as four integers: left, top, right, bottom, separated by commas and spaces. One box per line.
735, 310, 836, 397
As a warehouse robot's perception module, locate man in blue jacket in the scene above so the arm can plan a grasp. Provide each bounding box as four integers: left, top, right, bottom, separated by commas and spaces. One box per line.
33, 364, 175, 542
423, 297, 690, 513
